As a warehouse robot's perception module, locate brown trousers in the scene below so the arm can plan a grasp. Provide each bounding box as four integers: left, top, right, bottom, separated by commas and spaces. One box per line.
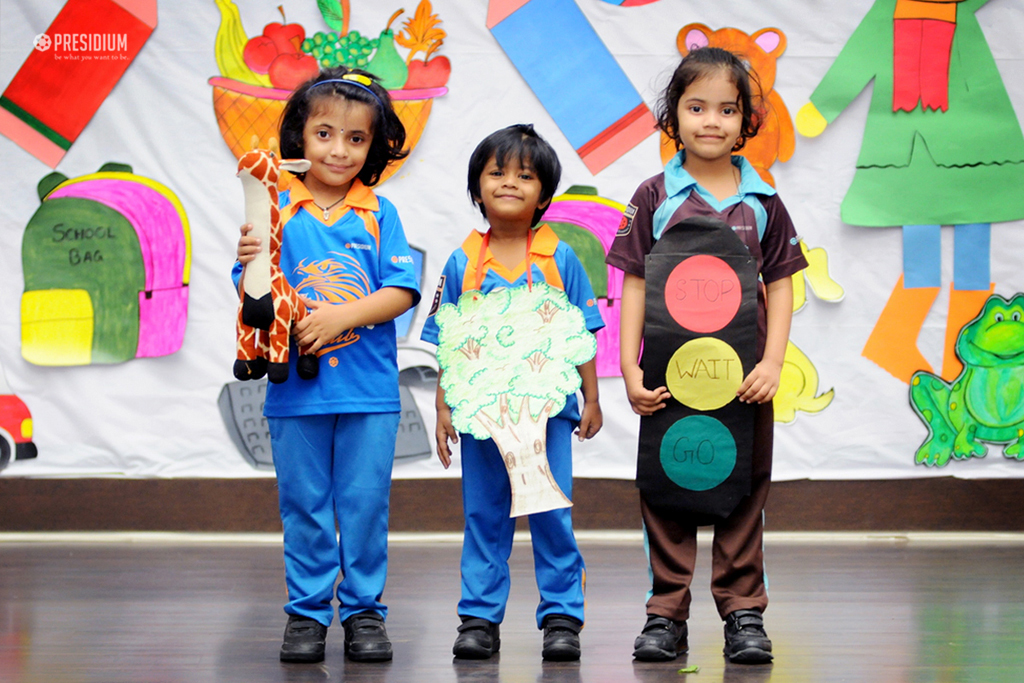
641, 400, 774, 622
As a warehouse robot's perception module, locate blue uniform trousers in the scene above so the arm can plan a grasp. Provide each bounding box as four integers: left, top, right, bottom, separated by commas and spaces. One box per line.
268, 412, 398, 626
458, 416, 586, 628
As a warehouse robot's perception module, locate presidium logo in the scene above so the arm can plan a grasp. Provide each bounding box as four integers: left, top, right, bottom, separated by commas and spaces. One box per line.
33, 32, 130, 60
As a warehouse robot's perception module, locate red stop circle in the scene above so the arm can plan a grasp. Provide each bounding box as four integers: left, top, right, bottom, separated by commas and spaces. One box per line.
663, 255, 741, 333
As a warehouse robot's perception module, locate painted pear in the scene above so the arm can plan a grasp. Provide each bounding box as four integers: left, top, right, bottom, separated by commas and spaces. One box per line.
366, 11, 408, 90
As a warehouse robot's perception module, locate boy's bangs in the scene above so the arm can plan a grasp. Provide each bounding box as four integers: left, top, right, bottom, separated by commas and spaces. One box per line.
492, 137, 536, 173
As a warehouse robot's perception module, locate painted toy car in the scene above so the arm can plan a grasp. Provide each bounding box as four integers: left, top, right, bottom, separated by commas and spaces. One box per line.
0, 362, 36, 472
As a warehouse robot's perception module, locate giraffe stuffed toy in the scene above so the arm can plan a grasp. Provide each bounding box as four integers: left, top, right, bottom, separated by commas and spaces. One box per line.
234, 149, 319, 384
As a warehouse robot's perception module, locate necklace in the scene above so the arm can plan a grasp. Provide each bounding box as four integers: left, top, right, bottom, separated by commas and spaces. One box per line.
312, 196, 346, 221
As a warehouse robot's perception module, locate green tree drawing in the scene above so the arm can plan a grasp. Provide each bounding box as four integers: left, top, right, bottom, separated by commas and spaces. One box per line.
436, 282, 596, 516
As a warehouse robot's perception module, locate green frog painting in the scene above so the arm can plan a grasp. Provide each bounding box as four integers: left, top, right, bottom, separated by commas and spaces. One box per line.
910, 293, 1024, 466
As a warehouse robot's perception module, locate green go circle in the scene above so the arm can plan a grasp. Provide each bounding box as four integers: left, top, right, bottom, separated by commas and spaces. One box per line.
659, 416, 736, 491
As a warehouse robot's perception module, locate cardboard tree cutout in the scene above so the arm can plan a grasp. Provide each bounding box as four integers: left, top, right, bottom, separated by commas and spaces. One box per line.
435, 282, 596, 517
639, 217, 758, 520
234, 150, 318, 384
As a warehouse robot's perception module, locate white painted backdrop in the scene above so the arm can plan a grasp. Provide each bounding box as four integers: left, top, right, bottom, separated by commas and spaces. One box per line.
1, 0, 1023, 480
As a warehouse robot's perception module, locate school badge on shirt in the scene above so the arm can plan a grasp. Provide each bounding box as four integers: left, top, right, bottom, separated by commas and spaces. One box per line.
618, 203, 638, 237
428, 275, 446, 317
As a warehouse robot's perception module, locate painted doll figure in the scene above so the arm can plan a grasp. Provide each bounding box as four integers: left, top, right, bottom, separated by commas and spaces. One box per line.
797, 0, 1024, 382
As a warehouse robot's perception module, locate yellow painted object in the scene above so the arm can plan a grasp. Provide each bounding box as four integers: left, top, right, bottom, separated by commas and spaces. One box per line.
796, 101, 827, 138
801, 241, 845, 303
777, 240, 843, 422
775, 340, 835, 423
213, 0, 272, 87
21, 289, 94, 366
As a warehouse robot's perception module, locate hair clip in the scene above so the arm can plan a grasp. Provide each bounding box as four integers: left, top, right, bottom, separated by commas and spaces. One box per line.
342, 73, 373, 87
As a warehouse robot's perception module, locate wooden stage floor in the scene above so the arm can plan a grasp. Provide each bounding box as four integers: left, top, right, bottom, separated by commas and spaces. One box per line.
2, 533, 1024, 682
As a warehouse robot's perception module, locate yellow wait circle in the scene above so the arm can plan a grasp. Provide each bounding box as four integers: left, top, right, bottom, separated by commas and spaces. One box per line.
666, 338, 743, 411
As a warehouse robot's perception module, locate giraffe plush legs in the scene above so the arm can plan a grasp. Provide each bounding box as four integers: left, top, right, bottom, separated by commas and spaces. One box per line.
234, 290, 318, 383
264, 290, 319, 384
235, 304, 268, 381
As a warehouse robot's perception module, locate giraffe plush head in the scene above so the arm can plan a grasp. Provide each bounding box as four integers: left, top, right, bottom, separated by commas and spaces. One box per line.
237, 149, 310, 201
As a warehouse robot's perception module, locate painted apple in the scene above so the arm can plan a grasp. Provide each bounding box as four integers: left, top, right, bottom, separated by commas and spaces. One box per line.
243, 35, 278, 74
268, 52, 320, 91
405, 56, 451, 89
263, 21, 304, 55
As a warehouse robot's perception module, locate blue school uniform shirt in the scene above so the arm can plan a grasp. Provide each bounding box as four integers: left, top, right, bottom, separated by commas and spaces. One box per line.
421, 224, 604, 422
232, 179, 421, 416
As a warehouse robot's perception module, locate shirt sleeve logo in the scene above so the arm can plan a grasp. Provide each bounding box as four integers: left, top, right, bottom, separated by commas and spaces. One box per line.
617, 203, 638, 237
427, 275, 446, 317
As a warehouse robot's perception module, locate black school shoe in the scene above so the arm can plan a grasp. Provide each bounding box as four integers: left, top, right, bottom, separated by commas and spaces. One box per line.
723, 609, 773, 664
541, 614, 582, 661
452, 617, 500, 659
280, 614, 328, 663
632, 615, 688, 661
342, 611, 393, 662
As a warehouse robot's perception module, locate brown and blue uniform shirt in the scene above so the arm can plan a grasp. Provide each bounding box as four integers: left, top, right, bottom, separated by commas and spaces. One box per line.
606, 153, 807, 359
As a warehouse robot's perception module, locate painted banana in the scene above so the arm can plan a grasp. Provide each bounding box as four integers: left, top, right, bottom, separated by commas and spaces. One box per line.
214, 0, 272, 87
775, 340, 835, 423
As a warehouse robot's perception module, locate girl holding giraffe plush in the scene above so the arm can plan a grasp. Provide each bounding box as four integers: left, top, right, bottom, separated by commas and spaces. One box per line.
232, 67, 420, 664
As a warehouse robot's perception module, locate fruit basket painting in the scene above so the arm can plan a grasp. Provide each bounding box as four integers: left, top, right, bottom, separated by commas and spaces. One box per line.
210, 0, 450, 185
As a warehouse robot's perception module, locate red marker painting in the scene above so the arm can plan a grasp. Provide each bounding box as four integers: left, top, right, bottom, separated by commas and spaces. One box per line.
0, 0, 157, 168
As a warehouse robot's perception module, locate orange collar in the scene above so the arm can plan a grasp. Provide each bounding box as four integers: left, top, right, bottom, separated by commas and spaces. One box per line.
461, 223, 559, 260
461, 224, 559, 289
284, 178, 379, 225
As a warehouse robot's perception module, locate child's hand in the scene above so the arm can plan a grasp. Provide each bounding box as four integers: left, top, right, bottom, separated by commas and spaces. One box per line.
236, 223, 261, 264
576, 400, 603, 441
623, 365, 670, 416
737, 360, 783, 404
293, 298, 352, 353
435, 404, 458, 469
